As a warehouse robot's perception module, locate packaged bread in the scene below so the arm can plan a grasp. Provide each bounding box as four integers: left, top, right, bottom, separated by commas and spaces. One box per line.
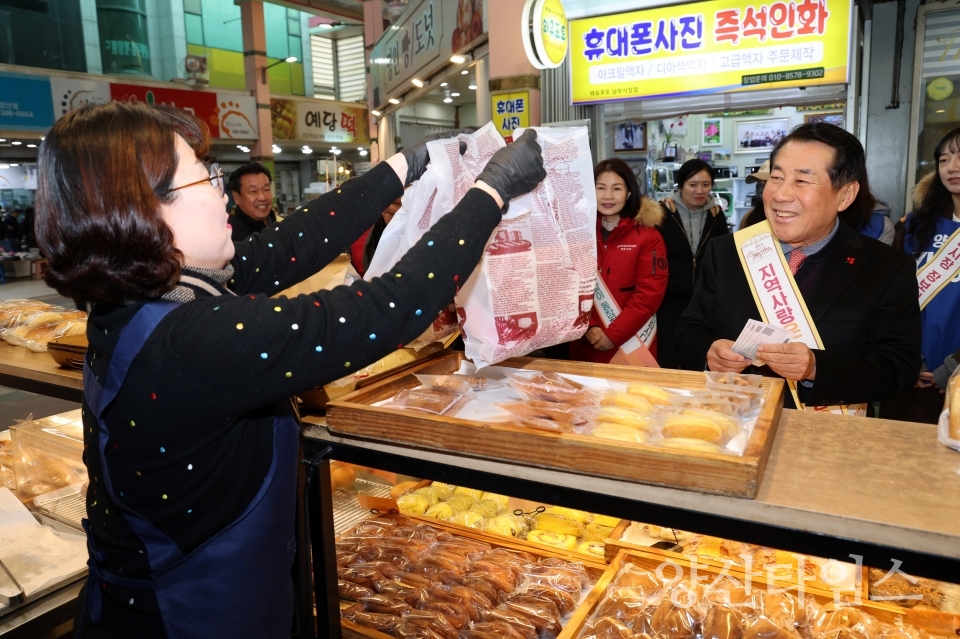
592, 423, 650, 444
512, 415, 576, 433
595, 406, 655, 430
430, 482, 456, 499
704, 372, 764, 387
534, 511, 584, 537
343, 609, 402, 634
577, 540, 606, 558
507, 371, 595, 405
383, 388, 467, 415
625, 383, 677, 406
702, 605, 744, 639
469, 498, 502, 518
449, 511, 484, 528
480, 492, 509, 510
948, 370, 960, 442
584, 522, 615, 542
527, 529, 578, 551
705, 382, 766, 410
666, 392, 742, 418
480, 514, 527, 537
658, 437, 728, 454
651, 598, 700, 639
397, 493, 432, 515
416, 373, 501, 392
601, 391, 657, 415
498, 400, 590, 426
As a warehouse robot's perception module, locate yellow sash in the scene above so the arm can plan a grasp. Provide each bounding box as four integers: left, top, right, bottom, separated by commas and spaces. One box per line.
733, 221, 866, 416
917, 225, 960, 310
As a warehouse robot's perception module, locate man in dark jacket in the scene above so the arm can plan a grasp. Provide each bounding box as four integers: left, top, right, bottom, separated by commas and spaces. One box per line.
229, 163, 277, 241
676, 124, 920, 409
1, 206, 22, 252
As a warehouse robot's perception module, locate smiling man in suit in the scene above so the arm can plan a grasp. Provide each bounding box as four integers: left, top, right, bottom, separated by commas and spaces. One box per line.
676, 123, 920, 410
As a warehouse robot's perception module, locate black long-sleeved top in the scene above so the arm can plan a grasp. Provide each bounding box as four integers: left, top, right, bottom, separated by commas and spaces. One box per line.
80, 162, 501, 627
229, 205, 277, 242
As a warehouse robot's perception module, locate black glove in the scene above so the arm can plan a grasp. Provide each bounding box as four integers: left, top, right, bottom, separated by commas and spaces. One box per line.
476, 129, 546, 210
400, 127, 478, 185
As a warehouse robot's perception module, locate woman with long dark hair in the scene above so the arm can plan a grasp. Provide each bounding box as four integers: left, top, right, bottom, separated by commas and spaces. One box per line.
35, 101, 545, 637
885, 127, 960, 422
569, 158, 668, 363
655, 158, 729, 368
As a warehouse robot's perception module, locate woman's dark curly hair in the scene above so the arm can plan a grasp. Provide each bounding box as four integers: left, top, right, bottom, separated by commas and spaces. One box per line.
898, 127, 960, 258
36, 101, 210, 304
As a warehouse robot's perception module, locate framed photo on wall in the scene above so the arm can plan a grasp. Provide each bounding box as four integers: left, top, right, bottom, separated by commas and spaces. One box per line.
735, 118, 790, 154
803, 112, 844, 127
614, 121, 647, 152
701, 118, 722, 146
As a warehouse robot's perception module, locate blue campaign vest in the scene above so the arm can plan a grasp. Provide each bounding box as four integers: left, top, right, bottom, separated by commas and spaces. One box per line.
905, 214, 960, 369
79, 301, 298, 639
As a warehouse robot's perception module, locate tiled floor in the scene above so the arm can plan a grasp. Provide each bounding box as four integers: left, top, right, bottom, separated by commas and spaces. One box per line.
0, 277, 82, 431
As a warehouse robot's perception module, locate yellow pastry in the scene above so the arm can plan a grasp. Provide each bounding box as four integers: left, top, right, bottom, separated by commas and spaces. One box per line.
449, 511, 484, 527
592, 424, 650, 443
592, 514, 620, 528
396, 493, 430, 515
443, 493, 477, 511
662, 415, 725, 444
534, 512, 584, 537
543, 506, 591, 524
453, 486, 485, 500
468, 499, 501, 519
679, 408, 742, 439
659, 437, 726, 454
583, 522, 614, 542
578, 541, 606, 558
601, 392, 656, 415
389, 481, 420, 500
527, 529, 578, 551
430, 481, 455, 499
480, 492, 509, 511
412, 486, 440, 505
626, 383, 674, 405
596, 406, 652, 429
481, 515, 524, 537
424, 502, 456, 520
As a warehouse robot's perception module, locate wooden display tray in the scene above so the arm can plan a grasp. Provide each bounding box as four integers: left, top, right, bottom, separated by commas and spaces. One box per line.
604, 520, 869, 600
338, 513, 610, 639
556, 550, 960, 639
326, 352, 785, 498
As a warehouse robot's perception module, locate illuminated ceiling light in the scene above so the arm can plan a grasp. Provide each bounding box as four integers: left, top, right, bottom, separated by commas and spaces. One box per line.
359, 150, 368, 157
9, 163, 17, 166
391, 25, 400, 30
451, 92, 460, 97
388, 98, 400, 105
411, 78, 424, 88
272, 145, 281, 153
461, 70, 468, 75
357, 146, 364, 150
26, 144, 37, 148
345, 169, 351, 175
440, 82, 448, 87
371, 109, 382, 116
443, 98, 452, 103
331, 148, 342, 155
0, 138, 5, 142
0, 163, 8, 169
468, 83, 477, 90
937, 109, 946, 113
450, 55, 466, 64
11, 141, 22, 145
237, 145, 244, 148
302, 147, 313, 154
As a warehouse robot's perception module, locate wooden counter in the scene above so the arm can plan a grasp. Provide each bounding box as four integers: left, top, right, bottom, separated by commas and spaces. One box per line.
0, 342, 82, 402
302, 408, 960, 581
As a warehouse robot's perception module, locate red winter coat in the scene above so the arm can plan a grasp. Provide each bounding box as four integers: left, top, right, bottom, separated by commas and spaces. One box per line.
569, 198, 669, 364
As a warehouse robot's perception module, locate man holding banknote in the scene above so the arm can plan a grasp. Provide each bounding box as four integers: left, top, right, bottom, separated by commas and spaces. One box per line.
675, 124, 920, 411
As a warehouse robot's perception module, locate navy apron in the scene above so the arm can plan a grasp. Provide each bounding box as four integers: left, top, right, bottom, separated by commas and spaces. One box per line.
80, 301, 298, 639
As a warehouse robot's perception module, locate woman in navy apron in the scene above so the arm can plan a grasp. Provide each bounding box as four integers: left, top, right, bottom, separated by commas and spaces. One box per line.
33, 102, 545, 638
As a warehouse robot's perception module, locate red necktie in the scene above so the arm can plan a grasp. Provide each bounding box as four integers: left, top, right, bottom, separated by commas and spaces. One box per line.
788, 251, 807, 275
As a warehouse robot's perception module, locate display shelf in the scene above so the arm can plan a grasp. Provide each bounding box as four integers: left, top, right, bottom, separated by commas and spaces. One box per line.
0, 342, 82, 402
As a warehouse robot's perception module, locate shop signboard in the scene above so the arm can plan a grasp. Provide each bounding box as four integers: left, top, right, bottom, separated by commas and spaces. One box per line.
369, 0, 487, 107
50, 77, 112, 117
491, 91, 531, 139
521, 0, 569, 69
108, 83, 258, 139
270, 99, 371, 144
569, 0, 852, 105
0, 73, 54, 131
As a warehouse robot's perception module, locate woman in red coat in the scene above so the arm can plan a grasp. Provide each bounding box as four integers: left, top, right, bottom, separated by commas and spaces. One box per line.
570, 158, 669, 363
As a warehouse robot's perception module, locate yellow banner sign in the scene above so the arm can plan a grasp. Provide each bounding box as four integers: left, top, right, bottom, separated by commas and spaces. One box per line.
492, 91, 531, 138
569, 0, 851, 105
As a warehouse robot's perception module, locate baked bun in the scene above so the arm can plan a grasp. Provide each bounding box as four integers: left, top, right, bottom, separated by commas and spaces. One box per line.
584, 616, 638, 639
617, 568, 662, 595
743, 617, 795, 639
626, 383, 674, 405
651, 599, 698, 639
602, 392, 657, 415
596, 591, 650, 629
659, 438, 727, 454
662, 415, 725, 444
593, 424, 650, 444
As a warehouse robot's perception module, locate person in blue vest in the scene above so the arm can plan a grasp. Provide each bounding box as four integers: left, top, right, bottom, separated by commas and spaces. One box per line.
884, 128, 960, 423
33, 101, 545, 638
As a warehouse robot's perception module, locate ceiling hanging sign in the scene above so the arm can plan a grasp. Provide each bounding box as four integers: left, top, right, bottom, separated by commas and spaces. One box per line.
522, 0, 568, 69
569, 0, 852, 105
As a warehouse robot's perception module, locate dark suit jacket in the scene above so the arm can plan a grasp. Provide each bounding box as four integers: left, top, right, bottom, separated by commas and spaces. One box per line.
230, 206, 277, 242
675, 222, 921, 407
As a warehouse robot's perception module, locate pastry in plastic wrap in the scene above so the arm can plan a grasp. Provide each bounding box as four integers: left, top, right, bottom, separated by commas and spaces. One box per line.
481, 514, 526, 537
453, 486, 485, 500
659, 438, 727, 454
535, 512, 585, 537
499, 401, 589, 426
582, 616, 638, 639
527, 529, 578, 551
449, 511, 484, 528
464, 620, 531, 639
593, 514, 620, 528
596, 406, 654, 430
387, 387, 466, 415
593, 424, 650, 444
866, 567, 944, 609
377, 582, 427, 607
503, 599, 563, 636
338, 579, 375, 601
479, 608, 539, 639
524, 561, 588, 593
398, 493, 432, 515
424, 502, 456, 520
578, 540, 606, 558
443, 492, 477, 511
430, 482, 455, 499
743, 617, 797, 639
626, 383, 675, 406
480, 492, 509, 509
813, 607, 880, 639
342, 609, 402, 634
469, 498, 502, 518
420, 600, 470, 630
527, 584, 577, 615
595, 588, 651, 628
508, 372, 594, 405
651, 599, 700, 639
661, 414, 726, 444
703, 605, 744, 639
616, 567, 662, 595
584, 523, 615, 542
359, 593, 412, 615
601, 392, 657, 415
401, 609, 460, 639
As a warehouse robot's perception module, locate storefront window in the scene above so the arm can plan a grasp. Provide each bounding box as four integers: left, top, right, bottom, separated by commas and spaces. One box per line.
97, 0, 151, 76
914, 8, 960, 184
0, 0, 86, 72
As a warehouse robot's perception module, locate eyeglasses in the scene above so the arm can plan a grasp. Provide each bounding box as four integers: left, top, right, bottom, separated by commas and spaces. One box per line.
164, 163, 224, 197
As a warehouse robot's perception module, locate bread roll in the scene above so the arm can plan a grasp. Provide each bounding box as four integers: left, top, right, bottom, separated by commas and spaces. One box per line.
651, 599, 698, 639
659, 437, 726, 454
534, 512, 584, 536
578, 540, 606, 557
585, 616, 637, 639
593, 514, 620, 528
617, 568, 662, 595
424, 502, 455, 519
743, 618, 794, 639
330, 464, 356, 490
593, 424, 650, 444
602, 392, 657, 414
526, 529, 577, 551
543, 505, 591, 523
597, 406, 653, 429
584, 522, 614, 542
